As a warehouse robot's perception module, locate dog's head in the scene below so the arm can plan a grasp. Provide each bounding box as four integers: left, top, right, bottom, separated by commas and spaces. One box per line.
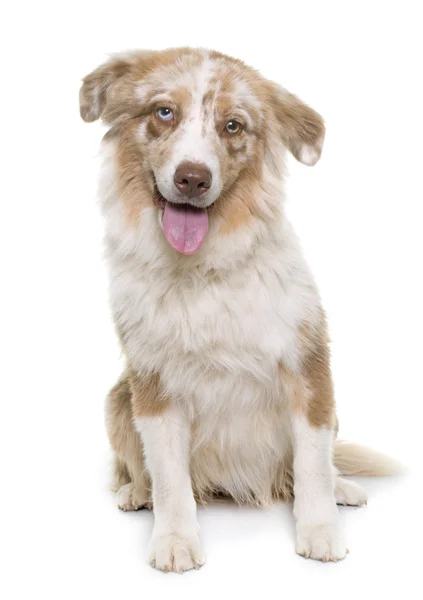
80, 48, 324, 255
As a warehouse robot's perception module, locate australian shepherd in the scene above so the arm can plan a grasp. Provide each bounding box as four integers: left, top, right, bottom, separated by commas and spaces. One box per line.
80, 47, 401, 573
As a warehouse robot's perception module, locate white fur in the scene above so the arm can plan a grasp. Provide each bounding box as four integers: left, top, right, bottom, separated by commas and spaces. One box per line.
292, 415, 346, 561
116, 482, 148, 511
335, 477, 368, 506
152, 58, 223, 207
334, 440, 405, 476
134, 409, 204, 572
299, 144, 320, 166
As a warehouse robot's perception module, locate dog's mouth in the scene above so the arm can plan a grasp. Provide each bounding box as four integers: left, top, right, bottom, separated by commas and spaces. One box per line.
153, 184, 209, 255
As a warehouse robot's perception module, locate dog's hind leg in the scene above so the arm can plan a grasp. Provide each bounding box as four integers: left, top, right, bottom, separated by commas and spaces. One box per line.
106, 372, 151, 511
116, 480, 151, 512
112, 455, 131, 490
335, 476, 368, 507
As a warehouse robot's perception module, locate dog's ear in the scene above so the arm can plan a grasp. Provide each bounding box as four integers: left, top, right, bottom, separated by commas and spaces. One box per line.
79, 56, 129, 122
79, 52, 154, 123
267, 82, 325, 166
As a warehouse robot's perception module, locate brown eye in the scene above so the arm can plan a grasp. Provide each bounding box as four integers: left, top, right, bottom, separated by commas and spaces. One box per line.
225, 120, 242, 134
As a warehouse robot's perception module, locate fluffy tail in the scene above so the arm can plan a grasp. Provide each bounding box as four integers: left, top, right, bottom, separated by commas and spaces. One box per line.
334, 440, 405, 476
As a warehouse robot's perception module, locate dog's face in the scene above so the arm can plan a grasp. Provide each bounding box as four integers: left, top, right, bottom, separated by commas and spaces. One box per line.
80, 48, 325, 255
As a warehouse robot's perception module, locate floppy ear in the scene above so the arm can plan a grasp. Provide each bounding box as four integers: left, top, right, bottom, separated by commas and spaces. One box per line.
267, 82, 325, 166
79, 51, 155, 123
79, 56, 130, 122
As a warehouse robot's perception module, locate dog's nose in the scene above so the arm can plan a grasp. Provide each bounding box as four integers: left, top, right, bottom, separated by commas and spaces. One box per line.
174, 162, 212, 197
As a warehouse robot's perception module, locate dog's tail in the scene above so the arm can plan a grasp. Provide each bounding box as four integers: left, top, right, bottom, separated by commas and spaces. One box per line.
334, 440, 405, 476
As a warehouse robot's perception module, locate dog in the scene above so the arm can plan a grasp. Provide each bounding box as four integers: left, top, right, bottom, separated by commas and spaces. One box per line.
80, 47, 401, 573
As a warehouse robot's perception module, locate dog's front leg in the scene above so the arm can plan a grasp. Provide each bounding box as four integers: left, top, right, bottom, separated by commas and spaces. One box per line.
291, 414, 346, 562
284, 335, 347, 562
132, 374, 204, 573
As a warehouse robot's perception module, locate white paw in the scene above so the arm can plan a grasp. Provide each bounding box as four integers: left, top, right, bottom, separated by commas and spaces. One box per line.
116, 482, 149, 511
296, 521, 347, 562
149, 532, 205, 573
335, 477, 368, 507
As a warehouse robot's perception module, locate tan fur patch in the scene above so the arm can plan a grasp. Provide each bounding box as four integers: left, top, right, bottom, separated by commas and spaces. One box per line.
114, 121, 152, 224
280, 313, 336, 429
301, 327, 335, 428
213, 167, 263, 233
105, 372, 150, 496
264, 82, 325, 164
279, 362, 308, 416
129, 369, 170, 418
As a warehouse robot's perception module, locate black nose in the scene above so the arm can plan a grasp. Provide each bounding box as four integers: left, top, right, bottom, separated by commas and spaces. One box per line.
174, 162, 212, 197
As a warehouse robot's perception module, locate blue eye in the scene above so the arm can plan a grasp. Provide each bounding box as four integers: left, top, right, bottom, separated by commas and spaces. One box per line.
157, 107, 174, 121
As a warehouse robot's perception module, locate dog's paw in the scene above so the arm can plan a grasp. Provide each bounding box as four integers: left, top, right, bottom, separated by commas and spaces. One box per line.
296, 522, 347, 562
116, 483, 149, 511
335, 477, 368, 507
149, 532, 205, 573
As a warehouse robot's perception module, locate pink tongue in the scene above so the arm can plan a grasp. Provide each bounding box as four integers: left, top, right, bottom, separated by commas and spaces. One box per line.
163, 203, 209, 255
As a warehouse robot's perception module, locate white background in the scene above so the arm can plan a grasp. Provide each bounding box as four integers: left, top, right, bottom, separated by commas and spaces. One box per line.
1, 1, 422, 598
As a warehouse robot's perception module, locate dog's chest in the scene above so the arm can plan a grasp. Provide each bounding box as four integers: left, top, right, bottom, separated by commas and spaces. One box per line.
111, 250, 316, 401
